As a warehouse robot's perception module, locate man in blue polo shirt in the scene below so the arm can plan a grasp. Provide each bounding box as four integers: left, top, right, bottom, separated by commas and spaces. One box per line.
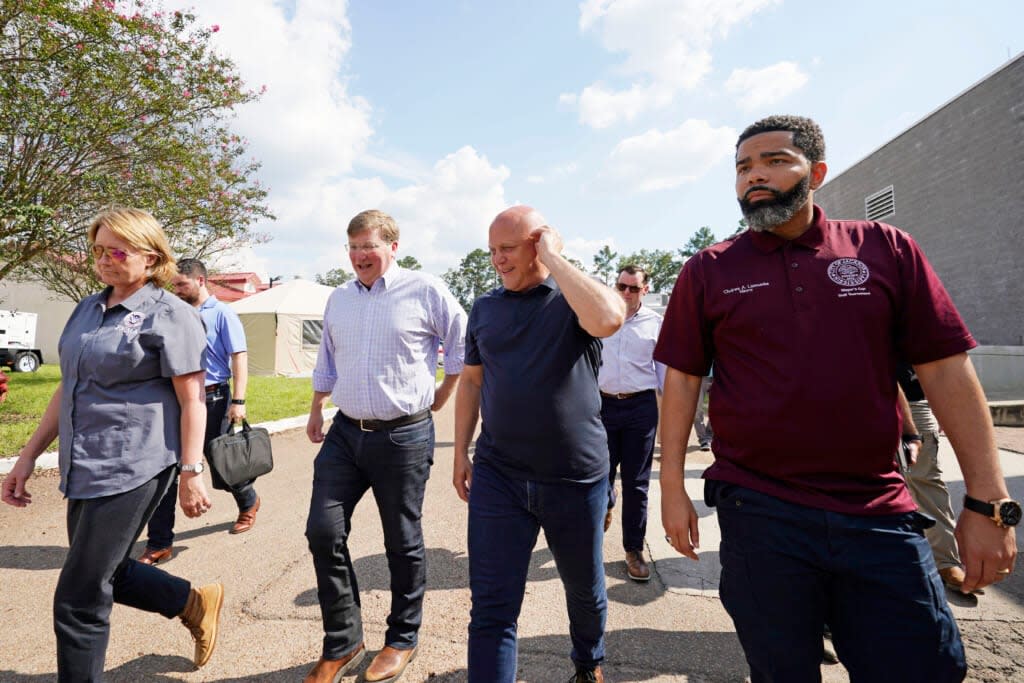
656, 115, 1017, 682
453, 205, 625, 683
140, 258, 258, 565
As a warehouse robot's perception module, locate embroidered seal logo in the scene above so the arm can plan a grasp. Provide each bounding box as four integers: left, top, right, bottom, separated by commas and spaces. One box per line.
116, 311, 146, 342
827, 258, 869, 287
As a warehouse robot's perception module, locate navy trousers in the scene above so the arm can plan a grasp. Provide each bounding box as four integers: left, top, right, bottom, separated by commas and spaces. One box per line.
467, 460, 608, 682
601, 390, 657, 552
55, 465, 191, 682
707, 480, 966, 683
305, 415, 434, 658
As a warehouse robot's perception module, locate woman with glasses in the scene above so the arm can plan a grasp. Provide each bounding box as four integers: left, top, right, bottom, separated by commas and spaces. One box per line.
1, 207, 225, 680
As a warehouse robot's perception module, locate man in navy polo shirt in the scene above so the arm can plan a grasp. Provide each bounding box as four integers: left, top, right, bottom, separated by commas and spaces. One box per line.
656, 115, 1017, 682
454, 205, 625, 683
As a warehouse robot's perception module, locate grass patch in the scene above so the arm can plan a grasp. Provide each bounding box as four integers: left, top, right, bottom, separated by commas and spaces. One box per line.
1, 366, 446, 458
0, 367, 318, 458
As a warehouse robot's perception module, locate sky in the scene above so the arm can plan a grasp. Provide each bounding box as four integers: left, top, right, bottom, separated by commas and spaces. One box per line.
193, 0, 1023, 283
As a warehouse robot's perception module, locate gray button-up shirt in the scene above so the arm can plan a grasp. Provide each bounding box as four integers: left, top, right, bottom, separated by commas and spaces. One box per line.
57, 282, 206, 498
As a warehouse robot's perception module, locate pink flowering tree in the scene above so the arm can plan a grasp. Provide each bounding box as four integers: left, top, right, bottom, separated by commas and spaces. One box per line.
0, 0, 273, 300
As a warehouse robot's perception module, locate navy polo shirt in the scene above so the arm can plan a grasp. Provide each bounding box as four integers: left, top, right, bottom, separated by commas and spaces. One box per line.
655, 205, 974, 515
465, 276, 609, 484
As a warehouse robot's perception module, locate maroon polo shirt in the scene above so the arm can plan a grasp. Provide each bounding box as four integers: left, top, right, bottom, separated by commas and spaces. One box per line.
654, 205, 975, 515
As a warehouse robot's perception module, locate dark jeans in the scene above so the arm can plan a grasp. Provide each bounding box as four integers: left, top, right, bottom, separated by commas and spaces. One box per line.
146, 385, 258, 550
55, 465, 191, 682
601, 391, 657, 552
467, 460, 607, 683
707, 480, 966, 683
305, 414, 434, 658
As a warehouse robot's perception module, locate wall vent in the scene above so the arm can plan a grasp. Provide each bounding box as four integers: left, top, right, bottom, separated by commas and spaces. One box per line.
864, 185, 895, 221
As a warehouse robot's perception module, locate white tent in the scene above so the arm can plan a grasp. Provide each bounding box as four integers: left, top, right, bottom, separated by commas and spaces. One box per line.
230, 280, 335, 376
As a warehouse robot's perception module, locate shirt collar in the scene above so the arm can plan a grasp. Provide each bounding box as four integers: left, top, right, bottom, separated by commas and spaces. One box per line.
101, 281, 161, 312
199, 294, 219, 311
748, 204, 828, 253
356, 263, 404, 292
499, 274, 556, 298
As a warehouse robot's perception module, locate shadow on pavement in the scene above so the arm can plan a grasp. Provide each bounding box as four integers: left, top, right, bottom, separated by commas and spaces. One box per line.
426, 628, 748, 682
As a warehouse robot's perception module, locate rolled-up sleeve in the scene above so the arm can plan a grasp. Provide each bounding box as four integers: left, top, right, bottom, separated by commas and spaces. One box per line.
436, 282, 468, 375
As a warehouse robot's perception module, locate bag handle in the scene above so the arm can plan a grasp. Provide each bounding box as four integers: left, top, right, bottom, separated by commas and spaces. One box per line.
227, 419, 253, 435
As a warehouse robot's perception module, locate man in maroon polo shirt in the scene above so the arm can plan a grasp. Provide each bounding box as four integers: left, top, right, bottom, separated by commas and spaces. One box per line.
655, 115, 1017, 682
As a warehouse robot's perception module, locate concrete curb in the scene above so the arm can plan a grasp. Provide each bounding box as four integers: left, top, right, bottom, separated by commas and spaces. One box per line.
0, 407, 338, 475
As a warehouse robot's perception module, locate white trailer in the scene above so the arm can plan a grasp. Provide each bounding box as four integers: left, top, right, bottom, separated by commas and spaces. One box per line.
0, 309, 43, 372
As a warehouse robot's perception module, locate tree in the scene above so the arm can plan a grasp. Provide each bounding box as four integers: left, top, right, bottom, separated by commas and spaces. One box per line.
442, 248, 498, 312
680, 226, 718, 258
314, 268, 351, 287
1, 0, 272, 300
591, 245, 618, 285
397, 255, 421, 270
732, 218, 748, 236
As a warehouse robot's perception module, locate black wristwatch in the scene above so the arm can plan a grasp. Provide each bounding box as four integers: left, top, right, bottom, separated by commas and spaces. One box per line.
963, 495, 1023, 528
231, 399, 246, 405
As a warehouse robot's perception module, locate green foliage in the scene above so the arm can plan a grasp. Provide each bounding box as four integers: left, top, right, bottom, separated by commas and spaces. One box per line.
0, 365, 318, 457
680, 226, 718, 258
0, 0, 273, 300
733, 218, 748, 235
396, 255, 422, 270
442, 247, 498, 312
314, 267, 352, 287
591, 245, 618, 285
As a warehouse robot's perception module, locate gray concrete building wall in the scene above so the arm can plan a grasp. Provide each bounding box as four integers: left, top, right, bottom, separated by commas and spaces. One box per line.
0, 280, 76, 366
815, 53, 1024, 348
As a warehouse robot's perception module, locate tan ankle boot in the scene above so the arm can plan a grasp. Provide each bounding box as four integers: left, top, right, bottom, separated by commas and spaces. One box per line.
179, 583, 224, 667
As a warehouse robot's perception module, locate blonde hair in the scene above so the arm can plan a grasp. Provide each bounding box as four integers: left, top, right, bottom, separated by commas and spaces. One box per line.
348, 209, 399, 243
88, 207, 178, 287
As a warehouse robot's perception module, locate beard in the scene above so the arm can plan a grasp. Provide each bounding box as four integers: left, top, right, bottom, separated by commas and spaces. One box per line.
738, 174, 811, 232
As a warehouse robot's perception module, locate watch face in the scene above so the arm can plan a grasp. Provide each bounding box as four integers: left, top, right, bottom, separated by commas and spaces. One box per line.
999, 501, 1022, 527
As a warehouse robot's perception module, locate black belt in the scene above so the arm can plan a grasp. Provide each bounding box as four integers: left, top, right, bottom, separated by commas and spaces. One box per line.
341, 408, 430, 432
205, 382, 228, 394
600, 389, 654, 400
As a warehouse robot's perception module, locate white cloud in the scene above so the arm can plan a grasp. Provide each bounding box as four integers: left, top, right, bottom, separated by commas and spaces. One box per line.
725, 61, 809, 111
606, 119, 736, 193
524, 162, 579, 185
189, 3, 511, 281
264, 146, 510, 279
561, 83, 674, 129
197, 1, 373, 192
565, 0, 780, 127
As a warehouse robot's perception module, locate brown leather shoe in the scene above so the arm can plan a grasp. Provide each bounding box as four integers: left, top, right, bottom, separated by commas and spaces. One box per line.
603, 508, 613, 533
364, 645, 416, 682
940, 565, 984, 595
569, 665, 604, 682
230, 496, 260, 535
303, 644, 366, 683
625, 550, 650, 582
138, 546, 173, 565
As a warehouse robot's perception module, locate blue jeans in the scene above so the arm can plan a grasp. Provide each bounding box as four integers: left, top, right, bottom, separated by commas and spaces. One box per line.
145, 385, 258, 550
467, 460, 607, 682
305, 415, 434, 658
601, 391, 657, 552
707, 480, 966, 683
56, 465, 191, 682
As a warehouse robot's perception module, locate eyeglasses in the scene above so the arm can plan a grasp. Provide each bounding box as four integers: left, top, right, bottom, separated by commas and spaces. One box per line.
615, 283, 643, 293
90, 245, 131, 262
348, 243, 383, 253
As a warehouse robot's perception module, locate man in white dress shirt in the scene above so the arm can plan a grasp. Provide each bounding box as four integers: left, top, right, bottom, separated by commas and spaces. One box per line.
598, 265, 665, 581
303, 209, 467, 683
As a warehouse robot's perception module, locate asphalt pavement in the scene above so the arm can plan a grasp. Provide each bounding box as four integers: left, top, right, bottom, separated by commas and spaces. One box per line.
2, 403, 1024, 682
